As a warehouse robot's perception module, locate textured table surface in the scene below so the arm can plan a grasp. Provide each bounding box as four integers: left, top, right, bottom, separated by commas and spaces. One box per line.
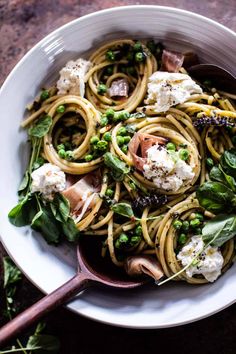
1, 1, 236, 353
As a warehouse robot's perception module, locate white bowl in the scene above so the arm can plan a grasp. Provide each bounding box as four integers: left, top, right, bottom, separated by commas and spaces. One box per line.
0, 5, 236, 328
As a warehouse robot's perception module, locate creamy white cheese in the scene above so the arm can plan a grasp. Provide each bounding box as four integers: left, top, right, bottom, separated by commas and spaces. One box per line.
143, 144, 194, 192
146, 71, 203, 113
57, 58, 92, 97
177, 235, 224, 282
31, 163, 66, 200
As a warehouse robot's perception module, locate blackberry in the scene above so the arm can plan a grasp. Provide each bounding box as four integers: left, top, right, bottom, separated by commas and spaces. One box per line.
132, 194, 168, 213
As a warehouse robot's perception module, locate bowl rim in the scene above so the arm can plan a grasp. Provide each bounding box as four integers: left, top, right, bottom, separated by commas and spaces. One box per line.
1, 5, 236, 329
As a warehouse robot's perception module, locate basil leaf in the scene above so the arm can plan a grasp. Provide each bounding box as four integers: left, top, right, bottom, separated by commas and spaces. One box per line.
62, 217, 80, 243
104, 152, 130, 181
8, 195, 37, 226
202, 214, 236, 247
112, 202, 134, 218
196, 181, 236, 213
210, 165, 236, 192
51, 193, 70, 223
31, 207, 61, 244
18, 170, 30, 192
3, 257, 22, 288
220, 149, 236, 178
28, 115, 52, 138
32, 156, 46, 171
27, 334, 60, 353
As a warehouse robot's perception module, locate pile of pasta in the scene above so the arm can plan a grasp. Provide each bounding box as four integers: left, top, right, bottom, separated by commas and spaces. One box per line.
22, 39, 236, 284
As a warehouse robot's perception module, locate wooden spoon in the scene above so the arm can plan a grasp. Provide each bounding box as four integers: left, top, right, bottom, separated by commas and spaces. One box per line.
188, 64, 236, 93
0, 237, 147, 347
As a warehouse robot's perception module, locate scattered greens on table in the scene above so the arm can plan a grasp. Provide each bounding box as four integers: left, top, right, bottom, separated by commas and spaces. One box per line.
8, 116, 79, 245
1, 257, 60, 353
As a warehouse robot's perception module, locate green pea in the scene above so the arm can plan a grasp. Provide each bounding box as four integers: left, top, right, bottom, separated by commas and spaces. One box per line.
90, 136, 99, 145
97, 140, 108, 151
179, 148, 189, 161
56, 105, 65, 113
178, 233, 187, 245
121, 145, 128, 153
117, 127, 127, 136
65, 150, 74, 161
84, 154, 93, 162
135, 225, 142, 236
115, 233, 129, 249
133, 41, 142, 52
173, 220, 182, 230
206, 157, 214, 168
123, 136, 131, 144
190, 218, 201, 228
97, 84, 107, 95
40, 90, 49, 101
105, 108, 115, 119
166, 142, 176, 151
195, 212, 204, 221
135, 52, 145, 62
117, 136, 125, 146
57, 144, 65, 151
106, 50, 115, 61
195, 228, 202, 235
58, 149, 66, 159
105, 188, 114, 198
103, 132, 111, 142
182, 220, 190, 232
100, 116, 109, 127
118, 111, 130, 121
130, 236, 141, 247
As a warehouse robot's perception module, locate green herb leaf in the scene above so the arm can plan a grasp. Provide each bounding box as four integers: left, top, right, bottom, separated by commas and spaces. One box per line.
125, 124, 137, 134
104, 152, 130, 181
28, 115, 52, 138
111, 202, 134, 218
3, 257, 22, 288
220, 149, 236, 178
18, 170, 30, 193
129, 112, 146, 119
50, 193, 70, 223
31, 207, 61, 244
210, 165, 236, 192
196, 181, 236, 213
8, 195, 37, 226
62, 217, 80, 243
202, 214, 236, 247
26, 334, 60, 353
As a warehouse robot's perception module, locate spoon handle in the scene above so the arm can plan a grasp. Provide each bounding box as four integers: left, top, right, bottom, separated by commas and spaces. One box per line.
0, 272, 92, 347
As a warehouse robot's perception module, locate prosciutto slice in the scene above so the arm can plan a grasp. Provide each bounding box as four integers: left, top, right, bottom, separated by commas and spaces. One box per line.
160, 49, 184, 73
62, 171, 101, 215
125, 255, 164, 281
128, 132, 167, 171
108, 78, 129, 98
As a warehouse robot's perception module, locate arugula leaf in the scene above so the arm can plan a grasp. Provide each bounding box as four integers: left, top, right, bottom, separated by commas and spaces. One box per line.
28, 115, 52, 138
104, 152, 130, 181
210, 165, 236, 192
220, 149, 236, 178
202, 214, 236, 247
26, 334, 60, 353
112, 202, 134, 218
3, 257, 22, 288
196, 181, 236, 213
62, 217, 80, 243
8, 195, 37, 226
31, 207, 61, 244
50, 193, 70, 223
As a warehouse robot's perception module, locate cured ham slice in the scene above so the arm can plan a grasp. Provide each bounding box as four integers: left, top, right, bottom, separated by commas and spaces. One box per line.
108, 78, 129, 98
62, 171, 101, 215
125, 255, 164, 281
160, 49, 184, 73
128, 132, 167, 171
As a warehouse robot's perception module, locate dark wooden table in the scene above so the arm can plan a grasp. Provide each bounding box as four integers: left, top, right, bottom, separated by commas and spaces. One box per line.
1, 1, 236, 353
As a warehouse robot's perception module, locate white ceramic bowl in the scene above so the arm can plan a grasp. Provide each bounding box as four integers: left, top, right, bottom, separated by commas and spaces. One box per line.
0, 5, 236, 328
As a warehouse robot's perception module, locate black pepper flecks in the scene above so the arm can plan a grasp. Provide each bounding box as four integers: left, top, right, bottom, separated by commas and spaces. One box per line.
193, 114, 235, 129
132, 194, 168, 213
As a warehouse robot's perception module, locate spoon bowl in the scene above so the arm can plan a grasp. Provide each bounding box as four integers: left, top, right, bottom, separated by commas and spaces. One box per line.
188, 64, 236, 93
0, 236, 146, 347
